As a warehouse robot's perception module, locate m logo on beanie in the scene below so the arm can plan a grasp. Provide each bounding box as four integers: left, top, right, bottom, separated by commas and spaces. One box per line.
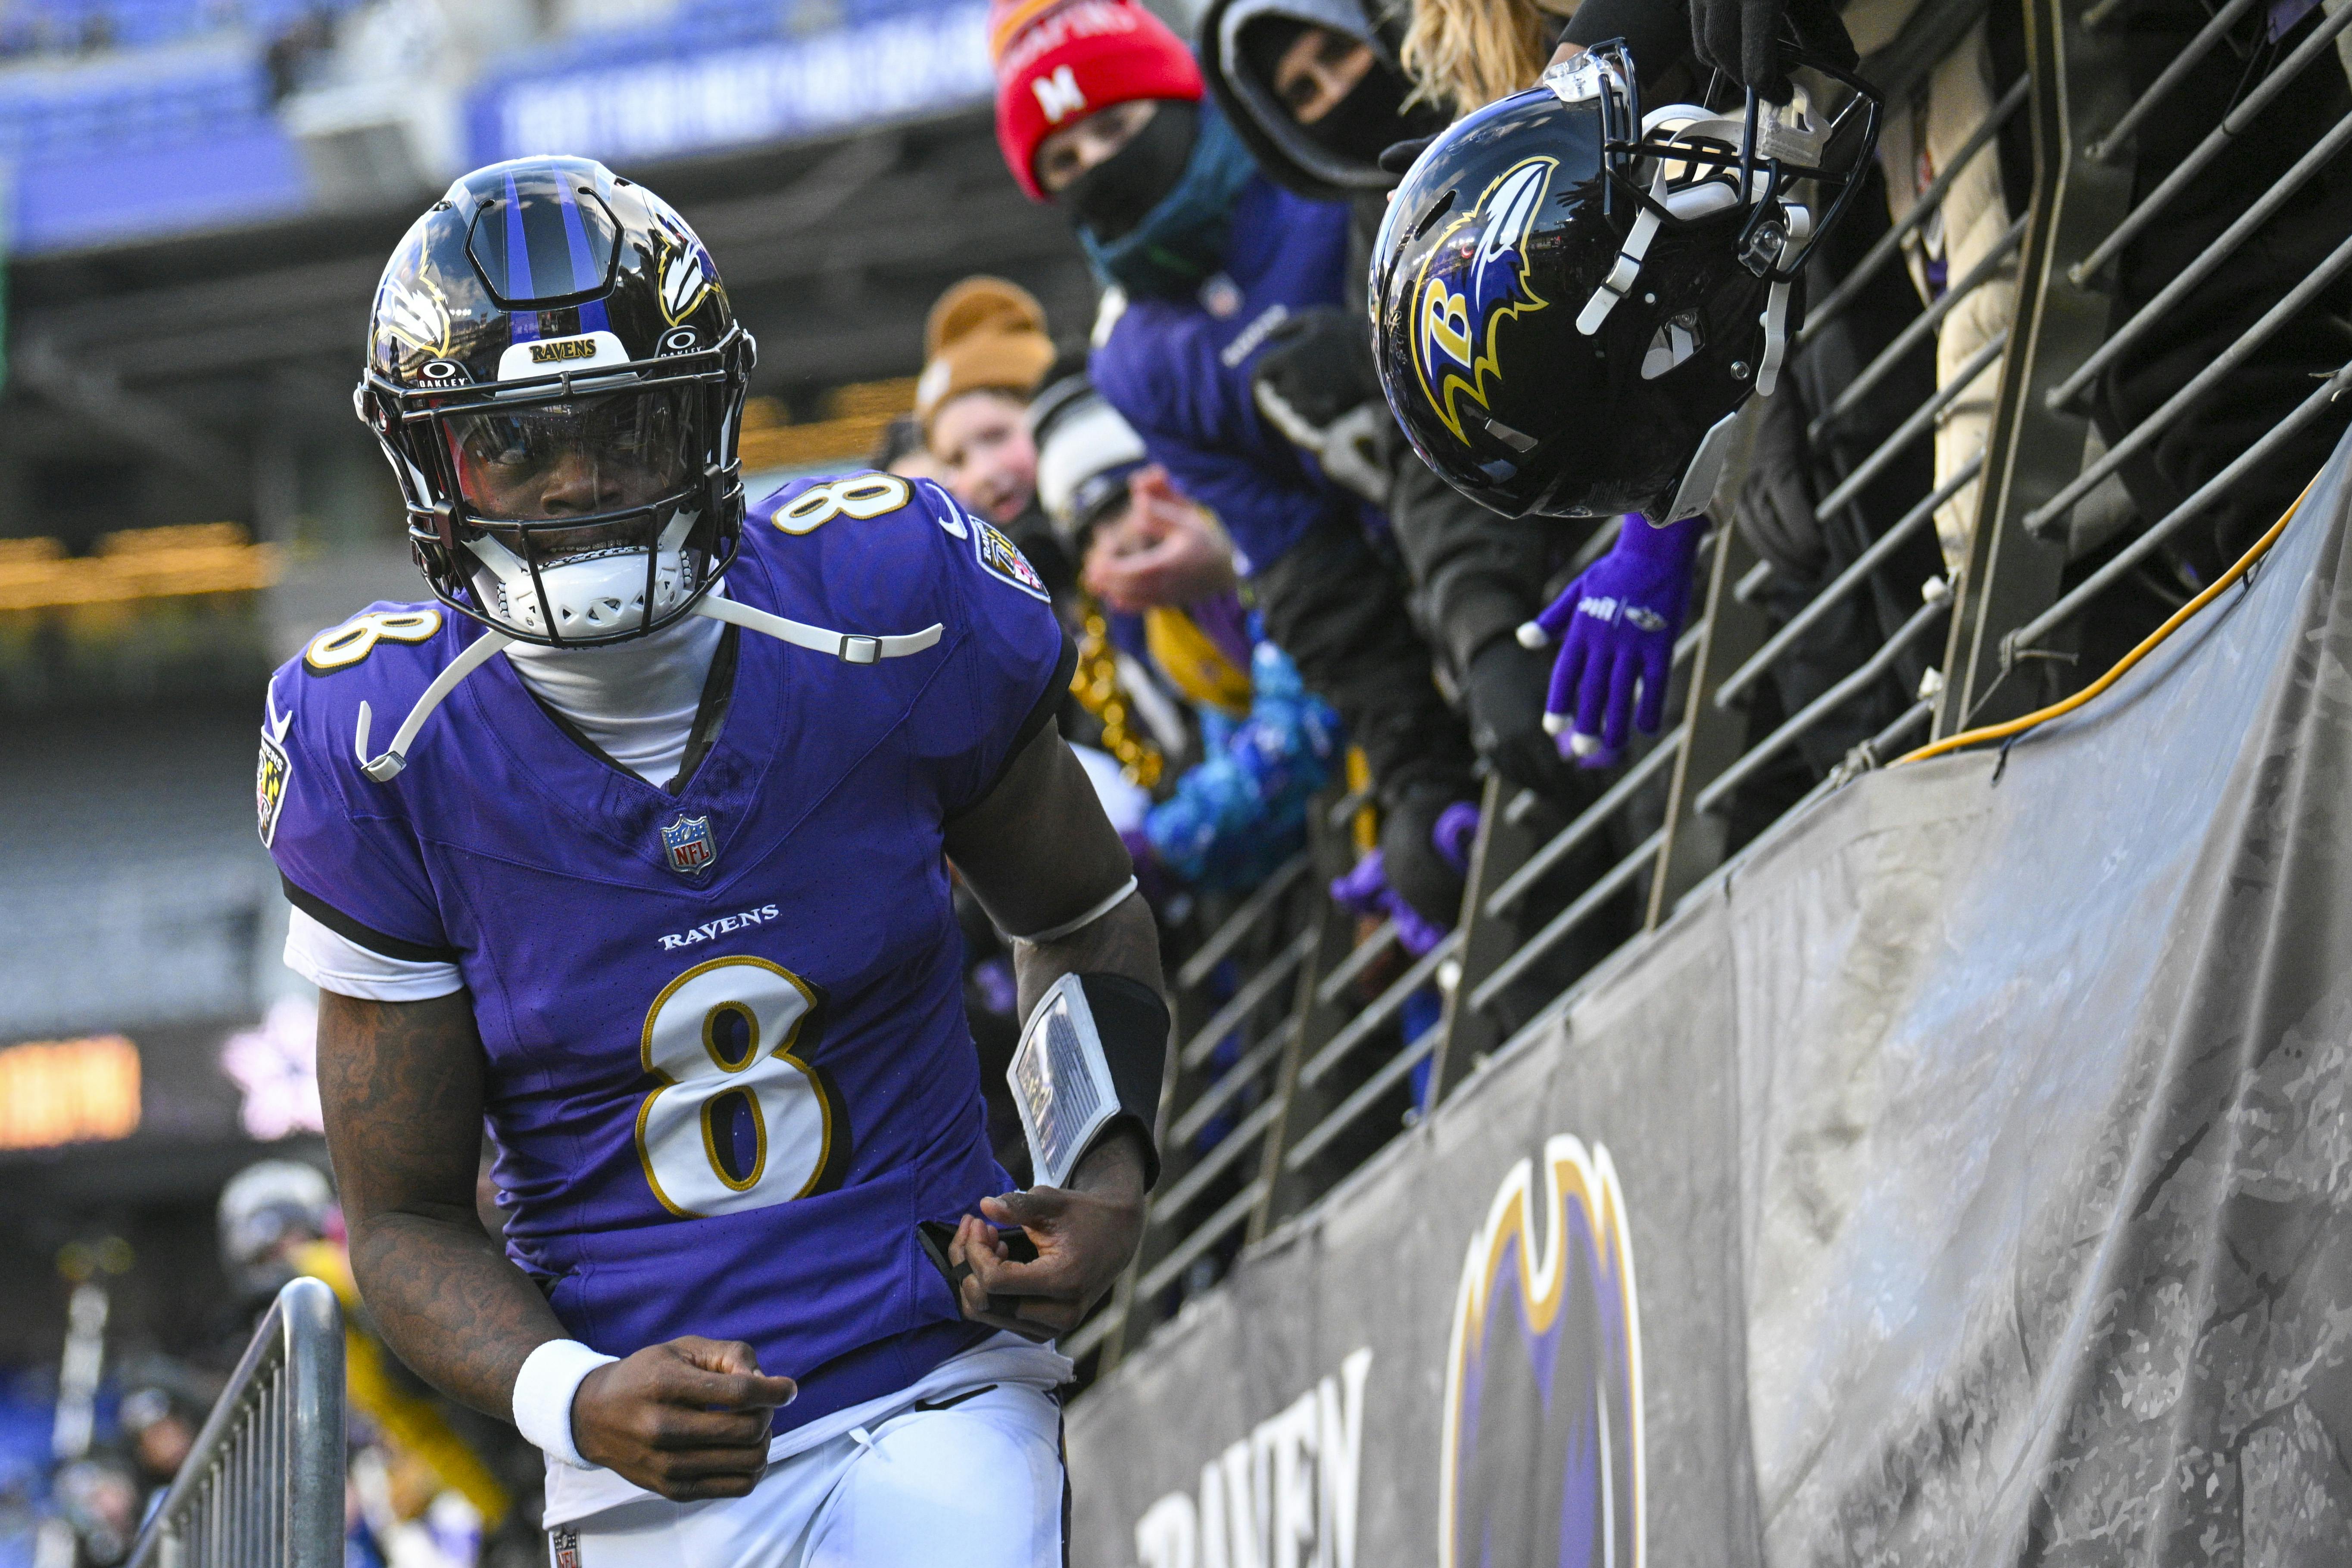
1034, 64, 1088, 124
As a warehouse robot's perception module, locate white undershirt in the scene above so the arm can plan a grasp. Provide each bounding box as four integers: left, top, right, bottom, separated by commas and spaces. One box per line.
283, 607, 724, 1001
503, 607, 724, 786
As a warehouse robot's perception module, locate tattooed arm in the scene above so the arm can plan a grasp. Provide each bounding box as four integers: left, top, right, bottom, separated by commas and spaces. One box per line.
941, 725, 1166, 1337
318, 989, 791, 1499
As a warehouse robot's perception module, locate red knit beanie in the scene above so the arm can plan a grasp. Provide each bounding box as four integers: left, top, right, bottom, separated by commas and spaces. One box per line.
991, 0, 1204, 202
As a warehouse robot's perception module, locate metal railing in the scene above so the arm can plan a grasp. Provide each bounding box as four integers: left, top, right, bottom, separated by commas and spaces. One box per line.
126, 1277, 345, 1568
1070, 0, 2351, 1375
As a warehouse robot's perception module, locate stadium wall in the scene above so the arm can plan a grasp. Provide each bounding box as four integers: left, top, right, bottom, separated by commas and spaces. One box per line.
1067, 436, 2352, 1565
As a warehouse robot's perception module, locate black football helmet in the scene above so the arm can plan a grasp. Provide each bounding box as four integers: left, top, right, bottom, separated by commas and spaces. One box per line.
355, 156, 754, 647
1370, 41, 1878, 522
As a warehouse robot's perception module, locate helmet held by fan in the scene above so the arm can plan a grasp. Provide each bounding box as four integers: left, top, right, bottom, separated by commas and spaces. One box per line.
1369, 39, 1879, 525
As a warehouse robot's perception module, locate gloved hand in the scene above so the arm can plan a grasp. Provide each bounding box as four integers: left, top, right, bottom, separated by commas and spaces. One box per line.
1329, 801, 1479, 955
1520, 515, 1706, 768
1464, 636, 1578, 798
1379, 787, 1479, 935
1250, 308, 1392, 507
1689, 0, 1857, 104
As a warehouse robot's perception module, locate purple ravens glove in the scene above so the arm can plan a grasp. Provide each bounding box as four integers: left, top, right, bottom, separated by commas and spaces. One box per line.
1520, 516, 1706, 768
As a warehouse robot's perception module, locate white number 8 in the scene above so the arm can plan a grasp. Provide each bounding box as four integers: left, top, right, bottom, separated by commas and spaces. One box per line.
303, 608, 442, 673
636, 956, 842, 1218
771, 473, 911, 535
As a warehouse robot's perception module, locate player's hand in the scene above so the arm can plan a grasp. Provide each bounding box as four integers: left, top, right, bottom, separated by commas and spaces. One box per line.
950, 1131, 1148, 1341
571, 1336, 795, 1501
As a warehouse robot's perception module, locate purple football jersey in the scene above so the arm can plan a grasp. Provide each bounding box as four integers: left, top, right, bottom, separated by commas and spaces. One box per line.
262, 475, 1072, 1432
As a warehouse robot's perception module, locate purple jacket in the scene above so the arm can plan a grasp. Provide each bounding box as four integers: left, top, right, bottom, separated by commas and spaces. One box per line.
1089, 175, 1377, 573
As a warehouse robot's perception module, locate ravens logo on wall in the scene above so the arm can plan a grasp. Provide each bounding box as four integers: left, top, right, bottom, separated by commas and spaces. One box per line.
1441, 1136, 1643, 1568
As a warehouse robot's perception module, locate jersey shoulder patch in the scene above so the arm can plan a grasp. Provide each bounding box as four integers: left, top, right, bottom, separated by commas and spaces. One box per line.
971, 519, 1050, 601
256, 698, 294, 847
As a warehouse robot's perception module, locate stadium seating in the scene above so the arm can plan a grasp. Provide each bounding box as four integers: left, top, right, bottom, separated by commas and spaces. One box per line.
0, 31, 320, 252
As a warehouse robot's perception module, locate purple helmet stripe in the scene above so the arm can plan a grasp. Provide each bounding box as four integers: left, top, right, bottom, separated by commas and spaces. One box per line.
554, 181, 600, 295
502, 173, 534, 300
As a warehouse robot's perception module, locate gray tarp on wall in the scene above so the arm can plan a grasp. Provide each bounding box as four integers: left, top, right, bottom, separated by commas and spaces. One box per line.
1068, 440, 2352, 1568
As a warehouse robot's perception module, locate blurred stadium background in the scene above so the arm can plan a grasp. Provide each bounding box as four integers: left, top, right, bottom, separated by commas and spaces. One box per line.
0, 0, 1137, 1556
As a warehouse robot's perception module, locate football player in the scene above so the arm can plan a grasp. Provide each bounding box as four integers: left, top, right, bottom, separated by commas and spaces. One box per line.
261, 156, 1167, 1565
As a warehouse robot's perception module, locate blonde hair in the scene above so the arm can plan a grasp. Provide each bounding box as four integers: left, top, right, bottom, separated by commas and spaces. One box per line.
1399, 0, 1554, 116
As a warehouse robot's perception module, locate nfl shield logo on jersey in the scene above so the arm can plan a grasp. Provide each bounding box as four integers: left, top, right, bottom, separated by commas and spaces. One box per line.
660, 815, 717, 876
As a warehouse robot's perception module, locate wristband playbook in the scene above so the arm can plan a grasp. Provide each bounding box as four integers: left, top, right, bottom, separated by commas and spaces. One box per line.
1007, 971, 1168, 1191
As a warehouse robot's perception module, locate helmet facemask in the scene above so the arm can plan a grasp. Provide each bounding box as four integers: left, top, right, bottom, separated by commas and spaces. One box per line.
448, 386, 708, 641
1542, 40, 1881, 519
362, 327, 751, 648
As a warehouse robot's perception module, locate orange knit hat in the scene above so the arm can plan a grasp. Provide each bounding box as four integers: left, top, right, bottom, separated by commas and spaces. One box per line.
915, 276, 1058, 435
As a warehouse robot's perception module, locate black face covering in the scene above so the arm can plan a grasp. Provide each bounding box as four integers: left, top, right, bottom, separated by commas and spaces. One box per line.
1300, 59, 1445, 167
1062, 100, 1202, 243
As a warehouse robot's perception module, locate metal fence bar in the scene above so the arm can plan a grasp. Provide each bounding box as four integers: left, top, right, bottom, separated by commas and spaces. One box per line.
1322, 787, 1373, 829
1149, 1096, 1287, 1222
1062, 1300, 1126, 1364
1815, 331, 2011, 521
128, 1277, 343, 1568
1175, 851, 1310, 990
1714, 454, 1978, 708
1427, 774, 1542, 1101
1694, 596, 1950, 814
2052, 106, 2352, 410
1646, 521, 1772, 924
2023, 228, 2352, 535
1808, 217, 2026, 443
2069, 0, 2352, 284
1471, 832, 1663, 1012
1799, 77, 2032, 349
1297, 931, 1460, 1088
1313, 919, 1399, 1006
2083, 0, 2261, 161
2013, 361, 2352, 648
1939, 0, 2140, 733
1282, 1028, 1441, 1172
1483, 733, 1681, 918
1179, 928, 1315, 1071
1139, 1180, 1269, 1297
1171, 1019, 1298, 1144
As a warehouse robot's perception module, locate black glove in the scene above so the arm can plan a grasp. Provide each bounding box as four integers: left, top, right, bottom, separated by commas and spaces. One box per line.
1379, 783, 1473, 933
1251, 308, 1391, 505
1689, 0, 1855, 103
1465, 636, 1580, 798
1379, 136, 1438, 175
1252, 307, 1381, 428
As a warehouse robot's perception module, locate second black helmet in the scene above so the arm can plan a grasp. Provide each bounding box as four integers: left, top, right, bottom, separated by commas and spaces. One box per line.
1370, 43, 1878, 523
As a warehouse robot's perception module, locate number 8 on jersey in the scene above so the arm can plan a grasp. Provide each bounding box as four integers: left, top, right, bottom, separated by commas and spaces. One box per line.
636, 956, 846, 1218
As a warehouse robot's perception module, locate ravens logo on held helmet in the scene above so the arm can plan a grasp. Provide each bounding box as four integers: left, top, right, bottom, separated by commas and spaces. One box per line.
1370, 40, 1879, 524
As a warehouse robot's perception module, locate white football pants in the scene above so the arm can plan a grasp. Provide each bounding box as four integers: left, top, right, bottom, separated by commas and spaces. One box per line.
552, 1382, 1065, 1568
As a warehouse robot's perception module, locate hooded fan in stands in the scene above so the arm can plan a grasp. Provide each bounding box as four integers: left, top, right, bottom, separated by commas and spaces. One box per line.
992, 0, 1483, 935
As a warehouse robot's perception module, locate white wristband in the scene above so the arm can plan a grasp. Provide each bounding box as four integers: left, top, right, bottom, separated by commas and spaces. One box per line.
513, 1339, 618, 1470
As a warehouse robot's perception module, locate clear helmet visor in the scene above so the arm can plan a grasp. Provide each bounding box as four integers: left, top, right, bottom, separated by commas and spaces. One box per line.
443, 385, 699, 524
440, 385, 713, 642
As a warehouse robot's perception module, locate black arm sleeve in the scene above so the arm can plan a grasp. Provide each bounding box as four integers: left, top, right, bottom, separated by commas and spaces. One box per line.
1563, 0, 1694, 87
1383, 449, 1564, 678
1251, 517, 1476, 801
